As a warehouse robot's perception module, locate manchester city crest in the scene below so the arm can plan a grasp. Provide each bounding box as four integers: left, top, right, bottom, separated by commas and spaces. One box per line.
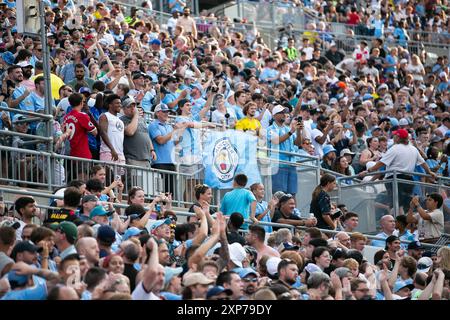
212, 137, 239, 183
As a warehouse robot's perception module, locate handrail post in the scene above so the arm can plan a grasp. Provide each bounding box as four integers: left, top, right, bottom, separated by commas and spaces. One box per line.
393, 171, 399, 217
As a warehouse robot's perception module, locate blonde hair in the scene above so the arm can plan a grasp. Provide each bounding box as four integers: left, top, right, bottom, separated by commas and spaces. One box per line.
350, 232, 367, 243
437, 247, 450, 271
343, 258, 359, 270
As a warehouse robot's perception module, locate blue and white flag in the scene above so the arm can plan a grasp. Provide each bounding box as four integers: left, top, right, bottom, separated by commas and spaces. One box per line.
203, 130, 261, 189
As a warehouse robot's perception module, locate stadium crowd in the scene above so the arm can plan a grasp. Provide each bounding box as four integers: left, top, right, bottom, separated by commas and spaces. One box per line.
0, 0, 449, 300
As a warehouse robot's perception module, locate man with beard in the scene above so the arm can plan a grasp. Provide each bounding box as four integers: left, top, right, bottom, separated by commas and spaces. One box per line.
67, 64, 95, 91
235, 101, 261, 134
238, 268, 259, 299
176, 7, 197, 38
274, 259, 298, 290
18, 62, 35, 91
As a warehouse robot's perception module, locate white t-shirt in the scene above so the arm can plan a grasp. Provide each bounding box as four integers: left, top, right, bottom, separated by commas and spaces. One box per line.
311, 128, 329, 158
131, 282, 161, 300
416, 209, 444, 239
380, 143, 425, 176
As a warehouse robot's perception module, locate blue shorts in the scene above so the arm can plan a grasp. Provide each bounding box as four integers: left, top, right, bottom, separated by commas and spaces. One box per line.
272, 166, 298, 195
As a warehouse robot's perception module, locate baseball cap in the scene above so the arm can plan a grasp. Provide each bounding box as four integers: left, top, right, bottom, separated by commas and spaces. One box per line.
229, 243, 247, 268
150, 39, 162, 45
399, 118, 409, 126
121, 96, 136, 108
340, 148, 355, 157
305, 263, 323, 274
323, 144, 337, 157
57, 221, 78, 242
132, 72, 144, 80
0, 220, 21, 229
429, 103, 438, 109
266, 257, 282, 276
329, 98, 338, 105
206, 286, 233, 299
272, 105, 287, 116
237, 267, 259, 279
363, 93, 373, 101
183, 272, 214, 287
89, 205, 109, 219
122, 227, 142, 241
407, 241, 423, 251
392, 129, 408, 139
371, 126, 382, 132
82, 194, 99, 204
393, 279, 414, 293
377, 83, 388, 91
150, 218, 171, 231
11, 241, 38, 260
336, 81, 347, 90
96, 225, 116, 244
439, 71, 447, 78
385, 235, 400, 246
154, 103, 170, 113
400, 59, 408, 64
164, 267, 183, 287
17, 61, 32, 68
190, 83, 203, 92
417, 257, 433, 273
12, 114, 27, 124
0, 51, 14, 65
78, 87, 91, 95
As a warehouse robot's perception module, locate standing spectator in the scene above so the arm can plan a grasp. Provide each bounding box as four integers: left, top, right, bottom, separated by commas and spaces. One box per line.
99, 94, 125, 168
120, 95, 156, 186
368, 129, 436, 213
407, 194, 445, 242
267, 105, 302, 195
176, 8, 197, 39
250, 183, 277, 233
148, 103, 186, 196
245, 225, 280, 264
220, 174, 257, 228
310, 174, 338, 230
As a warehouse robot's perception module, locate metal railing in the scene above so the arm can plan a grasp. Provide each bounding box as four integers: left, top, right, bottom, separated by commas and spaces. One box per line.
0, 185, 445, 250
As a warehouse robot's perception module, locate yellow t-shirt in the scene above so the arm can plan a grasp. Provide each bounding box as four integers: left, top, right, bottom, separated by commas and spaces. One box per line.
31, 73, 65, 100
235, 117, 261, 131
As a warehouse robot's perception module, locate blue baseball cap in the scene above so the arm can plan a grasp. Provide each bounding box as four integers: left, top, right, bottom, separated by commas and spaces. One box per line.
323, 144, 337, 157
89, 205, 108, 219
389, 117, 399, 127
78, 87, 91, 94
206, 286, 233, 299
122, 227, 142, 241
393, 279, 414, 293
190, 83, 203, 92
8, 271, 29, 289
237, 267, 259, 279
150, 39, 161, 45
164, 266, 183, 287
1, 51, 15, 65
363, 93, 373, 101
150, 218, 171, 231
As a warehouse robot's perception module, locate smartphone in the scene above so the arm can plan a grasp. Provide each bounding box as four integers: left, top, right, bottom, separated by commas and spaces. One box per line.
296, 116, 303, 122
115, 175, 121, 182
331, 209, 342, 220
344, 123, 352, 129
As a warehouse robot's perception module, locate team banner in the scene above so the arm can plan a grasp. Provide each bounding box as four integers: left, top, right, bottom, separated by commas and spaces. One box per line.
203, 130, 261, 189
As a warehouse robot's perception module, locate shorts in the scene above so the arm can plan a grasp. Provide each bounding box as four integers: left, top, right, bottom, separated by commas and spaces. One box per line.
272, 166, 298, 195
100, 152, 126, 175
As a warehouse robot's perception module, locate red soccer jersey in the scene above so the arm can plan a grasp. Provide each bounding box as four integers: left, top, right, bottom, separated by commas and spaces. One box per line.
63, 109, 96, 159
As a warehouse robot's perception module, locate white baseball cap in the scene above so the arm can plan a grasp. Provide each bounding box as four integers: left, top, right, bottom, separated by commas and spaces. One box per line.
272, 105, 287, 116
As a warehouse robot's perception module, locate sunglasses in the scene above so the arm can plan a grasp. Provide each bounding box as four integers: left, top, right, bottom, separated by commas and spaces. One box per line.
242, 278, 258, 283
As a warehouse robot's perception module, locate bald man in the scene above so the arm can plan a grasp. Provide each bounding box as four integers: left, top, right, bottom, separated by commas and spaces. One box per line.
76, 237, 100, 268
371, 215, 396, 247
335, 231, 351, 250
48, 285, 80, 300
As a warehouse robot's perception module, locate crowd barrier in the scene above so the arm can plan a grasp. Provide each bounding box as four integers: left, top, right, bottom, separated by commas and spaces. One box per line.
1, 185, 446, 255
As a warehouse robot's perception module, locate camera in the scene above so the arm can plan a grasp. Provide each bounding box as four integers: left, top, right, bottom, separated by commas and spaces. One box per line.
331, 209, 342, 220
211, 86, 219, 93
296, 116, 302, 122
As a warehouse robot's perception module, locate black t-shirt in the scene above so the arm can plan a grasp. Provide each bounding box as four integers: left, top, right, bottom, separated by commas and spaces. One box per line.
309, 190, 332, 230
272, 209, 301, 231
227, 230, 245, 246
188, 202, 217, 216
45, 208, 80, 225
